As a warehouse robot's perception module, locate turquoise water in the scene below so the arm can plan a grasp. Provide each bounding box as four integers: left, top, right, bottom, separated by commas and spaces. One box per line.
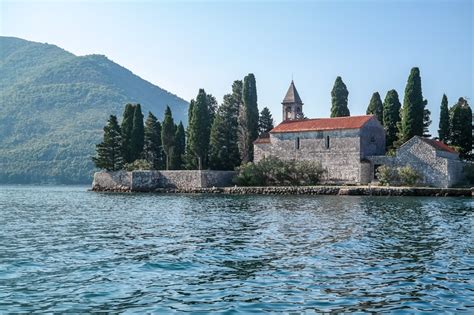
0, 186, 473, 313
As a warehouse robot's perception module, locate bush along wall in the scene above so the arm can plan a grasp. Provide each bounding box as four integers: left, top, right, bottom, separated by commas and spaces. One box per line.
235, 156, 326, 186
376, 165, 422, 187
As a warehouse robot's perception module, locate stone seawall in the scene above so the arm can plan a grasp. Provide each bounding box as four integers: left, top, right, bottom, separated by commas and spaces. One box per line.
92, 170, 237, 192
92, 176, 473, 197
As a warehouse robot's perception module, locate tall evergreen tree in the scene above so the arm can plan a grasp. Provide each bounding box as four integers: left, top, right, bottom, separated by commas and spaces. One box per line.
239, 74, 259, 163
438, 94, 450, 142
449, 97, 472, 159
130, 103, 144, 161
207, 94, 218, 125
170, 122, 186, 170
143, 112, 164, 170
330, 76, 350, 117
93, 115, 124, 171
161, 106, 176, 170
366, 92, 383, 124
209, 94, 241, 170
258, 107, 274, 135
188, 89, 211, 169
184, 100, 198, 170
121, 103, 135, 163
382, 89, 402, 151
397, 67, 426, 144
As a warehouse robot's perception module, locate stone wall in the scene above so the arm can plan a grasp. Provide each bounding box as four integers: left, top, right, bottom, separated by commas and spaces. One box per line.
92, 170, 236, 192
92, 171, 132, 192
359, 118, 386, 157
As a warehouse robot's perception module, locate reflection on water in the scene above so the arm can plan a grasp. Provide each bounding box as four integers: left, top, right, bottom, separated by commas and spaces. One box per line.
0, 186, 472, 313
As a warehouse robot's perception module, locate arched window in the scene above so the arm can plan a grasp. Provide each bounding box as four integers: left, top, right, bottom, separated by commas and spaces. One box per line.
325, 136, 330, 149
295, 137, 300, 150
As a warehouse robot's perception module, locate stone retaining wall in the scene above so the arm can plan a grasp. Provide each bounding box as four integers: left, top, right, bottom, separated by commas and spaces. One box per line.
92, 170, 237, 192
165, 186, 471, 197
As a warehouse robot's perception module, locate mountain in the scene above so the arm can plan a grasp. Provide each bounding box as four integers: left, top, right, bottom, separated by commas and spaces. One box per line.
0, 37, 188, 184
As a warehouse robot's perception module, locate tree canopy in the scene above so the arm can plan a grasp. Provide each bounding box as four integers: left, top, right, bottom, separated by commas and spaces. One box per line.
92, 115, 124, 171
383, 89, 402, 151
397, 67, 426, 144
330, 76, 350, 117
258, 107, 274, 135
143, 112, 164, 170
366, 92, 383, 124
438, 94, 450, 143
161, 106, 176, 170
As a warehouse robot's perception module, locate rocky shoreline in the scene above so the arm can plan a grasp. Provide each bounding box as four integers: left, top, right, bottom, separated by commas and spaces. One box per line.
92, 185, 473, 197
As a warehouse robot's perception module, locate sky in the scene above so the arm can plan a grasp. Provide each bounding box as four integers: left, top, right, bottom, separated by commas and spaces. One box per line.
1, 0, 472, 134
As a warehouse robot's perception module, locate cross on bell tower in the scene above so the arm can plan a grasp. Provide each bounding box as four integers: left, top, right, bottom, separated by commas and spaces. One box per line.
282, 80, 304, 121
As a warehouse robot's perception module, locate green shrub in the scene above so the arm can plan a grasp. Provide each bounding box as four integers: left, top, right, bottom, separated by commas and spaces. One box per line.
398, 165, 421, 186
375, 165, 398, 186
376, 165, 421, 186
235, 156, 325, 186
124, 159, 152, 171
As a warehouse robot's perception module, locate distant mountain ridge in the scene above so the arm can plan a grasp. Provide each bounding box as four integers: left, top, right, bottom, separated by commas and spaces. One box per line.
0, 36, 188, 184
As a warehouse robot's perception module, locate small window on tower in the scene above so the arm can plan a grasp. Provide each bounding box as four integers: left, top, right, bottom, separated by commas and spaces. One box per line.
296, 137, 300, 150
325, 136, 330, 149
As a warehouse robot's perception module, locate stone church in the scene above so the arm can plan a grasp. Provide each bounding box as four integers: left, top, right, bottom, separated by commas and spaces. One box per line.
254, 81, 465, 187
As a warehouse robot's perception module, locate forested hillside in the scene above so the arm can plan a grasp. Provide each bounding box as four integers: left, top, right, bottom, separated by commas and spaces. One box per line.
0, 37, 188, 183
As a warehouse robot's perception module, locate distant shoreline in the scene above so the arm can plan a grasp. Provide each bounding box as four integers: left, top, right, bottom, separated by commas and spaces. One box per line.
91, 185, 473, 197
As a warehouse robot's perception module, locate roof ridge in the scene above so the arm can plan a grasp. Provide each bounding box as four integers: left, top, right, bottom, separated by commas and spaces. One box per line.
271, 115, 374, 133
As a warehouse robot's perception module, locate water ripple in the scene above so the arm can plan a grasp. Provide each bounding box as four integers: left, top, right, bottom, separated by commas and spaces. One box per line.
0, 186, 473, 313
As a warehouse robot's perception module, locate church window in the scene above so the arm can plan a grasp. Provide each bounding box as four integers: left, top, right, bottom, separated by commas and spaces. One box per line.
325, 136, 330, 149
295, 137, 300, 150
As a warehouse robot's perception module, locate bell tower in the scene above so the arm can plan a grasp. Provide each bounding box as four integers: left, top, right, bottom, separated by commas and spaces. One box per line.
282, 80, 304, 121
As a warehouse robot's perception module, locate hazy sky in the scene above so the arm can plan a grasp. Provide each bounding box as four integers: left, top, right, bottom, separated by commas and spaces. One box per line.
1, 0, 472, 133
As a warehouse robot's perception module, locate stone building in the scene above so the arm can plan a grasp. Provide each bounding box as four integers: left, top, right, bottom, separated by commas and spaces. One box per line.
254, 81, 466, 187
254, 81, 386, 184
368, 136, 465, 188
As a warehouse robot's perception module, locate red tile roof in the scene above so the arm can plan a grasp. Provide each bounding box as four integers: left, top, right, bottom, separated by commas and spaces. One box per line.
420, 138, 458, 154
270, 115, 374, 133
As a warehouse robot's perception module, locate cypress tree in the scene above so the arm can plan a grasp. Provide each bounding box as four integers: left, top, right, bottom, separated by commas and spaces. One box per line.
184, 100, 198, 169
382, 89, 402, 151
207, 94, 218, 126
170, 122, 186, 170
143, 112, 164, 170
130, 103, 144, 161
121, 103, 135, 163
209, 94, 241, 170
161, 106, 176, 170
397, 67, 426, 144
258, 107, 274, 135
330, 76, 350, 117
366, 92, 383, 124
188, 89, 211, 169
92, 115, 124, 171
438, 94, 450, 142
450, 97, 472, 159
239, 74, 259, 163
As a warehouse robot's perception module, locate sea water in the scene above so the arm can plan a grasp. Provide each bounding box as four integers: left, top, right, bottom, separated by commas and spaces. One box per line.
0, 186, 472, 313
